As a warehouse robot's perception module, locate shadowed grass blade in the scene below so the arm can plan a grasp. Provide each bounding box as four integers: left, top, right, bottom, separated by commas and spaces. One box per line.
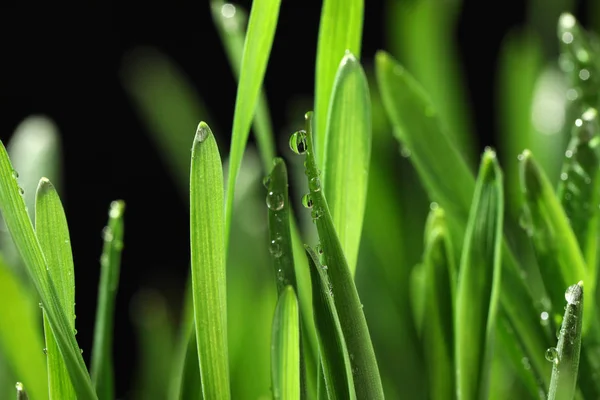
90, 200, 125, 400
0, 258, 47, 400
190, 122, 230, 398
16, 382, 28, 400
409, 263, 426, 336
35, 178, 76, 400
271, 286, 300, 400
548, 282, 583, 400
455, 150, 504, 400
314, 0, 363, 165
422, 207, 456, 400
322, 53, 371, 275
210, 0, 276, 171
298, 112, 384, 399
224, 0, 282, 247
376, 51, 552, 392
305, 246, 355, 400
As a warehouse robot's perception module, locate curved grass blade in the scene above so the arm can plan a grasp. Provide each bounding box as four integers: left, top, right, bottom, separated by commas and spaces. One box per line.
90, 200, 125, 400
422, 207, 456, 400
120, 47, 213, 195
16, 382, 28, 400
190, 122, 230, 399
519, 150, 589, 327
409, 263, 426, 337
305, 246, 354, 400
35, 178, 77, 400
224, 0, 282, 247
376, 51, 552, 391
548, 282, 583, 400
271, 286, 300, 400
314, 0, 363, 165
455, 150, 504, 400
299, 112, 384, 399
322, 53, 371, 275
210, 0, 276, 171
0, 257, 47, 400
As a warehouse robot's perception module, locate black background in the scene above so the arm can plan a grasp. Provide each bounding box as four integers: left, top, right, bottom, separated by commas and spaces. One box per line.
0, 0, 593, 396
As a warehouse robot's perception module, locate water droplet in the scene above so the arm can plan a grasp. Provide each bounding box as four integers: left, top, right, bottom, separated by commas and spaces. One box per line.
562, 32, 573, 44
316, 243, 323, 254
575, 119, 583, 127
289, 130, 307, 154
400, 145, 411, 158
80, 348, 84, 354
430, 202, 439, 211
74, 328, 78, 335
301, 193, 313, 208
102, 226, 114, 242
309, 177, 321, 192
579, 69, 590, 81
560, 172, 568, 181
100, 254, 109, 266
266, 191, 284, 211
521, 357, 531, 371
269, 239, 282, 258
262, 175, 271, 189
38, 302, 43, 308
19, 187, 24, 195
221, 3, 236, 18
545, 347, 559, 364
11, 170, 18, 179
565, 149, 573, 158
311, 208, 322, 221
540, 311, 550, 326
276, 268, 284, 282
565, 282, 582, 305
321, 264, 328, 271
195, 123, 209, 142
566, 88, 579, 101
43, 348, 47, 354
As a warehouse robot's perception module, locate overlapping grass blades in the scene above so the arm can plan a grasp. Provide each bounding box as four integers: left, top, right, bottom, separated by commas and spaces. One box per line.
271, 286, 300, 400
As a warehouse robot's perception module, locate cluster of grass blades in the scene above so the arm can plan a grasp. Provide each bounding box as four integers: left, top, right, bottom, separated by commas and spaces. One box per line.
0, 0, 599, 398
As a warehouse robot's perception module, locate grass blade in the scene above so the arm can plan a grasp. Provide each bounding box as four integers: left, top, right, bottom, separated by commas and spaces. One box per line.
422, 207, 456, 400
90, 200, 125, 400
519, 150, 589, 327
190, 122, 230, 398
455, 150, 504, 400
16, 382, 28, 400
322, 53, 371, 275
298, 112, 384, 399
314, 0, 363, 165
210, 0, 276, 171
305, 246, 355, 400
224, 0, 282, 247
0, 257, 47, 400
548, 282, 584, 400
35, 178, 77, 400
271, 286, 300, 400
409, 263, 426, 336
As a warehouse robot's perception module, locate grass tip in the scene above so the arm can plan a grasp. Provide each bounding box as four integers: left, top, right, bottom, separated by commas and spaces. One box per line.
195, 121, 212, 143
36, 177, 54, 193
341, 50, 358, 66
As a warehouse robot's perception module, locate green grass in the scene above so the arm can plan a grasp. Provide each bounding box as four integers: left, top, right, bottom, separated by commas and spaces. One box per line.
1, 2, 600, 399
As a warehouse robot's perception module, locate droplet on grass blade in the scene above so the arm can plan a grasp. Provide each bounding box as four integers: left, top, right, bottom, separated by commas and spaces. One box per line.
266, 191, 284, 211
565, 282, 583, 305
289, 130, 307, 154
301, 193, 313, 208
545, 347, 559, 364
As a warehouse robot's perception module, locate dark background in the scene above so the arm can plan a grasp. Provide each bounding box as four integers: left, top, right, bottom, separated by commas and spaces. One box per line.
0, 0, 593, 396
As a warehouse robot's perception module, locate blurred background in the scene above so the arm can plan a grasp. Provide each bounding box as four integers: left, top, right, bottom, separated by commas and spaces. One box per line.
0, 0, 598, 398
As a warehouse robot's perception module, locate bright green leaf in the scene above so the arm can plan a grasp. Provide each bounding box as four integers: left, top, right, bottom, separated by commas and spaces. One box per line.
271, 286, 300, 400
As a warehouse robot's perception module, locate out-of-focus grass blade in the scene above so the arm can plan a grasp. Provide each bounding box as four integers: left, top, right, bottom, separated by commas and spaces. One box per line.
298, 112, 384, 399
384, 0, 474, 166
305, 246, 355, 400
120, 47, 213, 195
35, 178, 76, 400
322, 53, 371, 275
1, 116, 61, 273
376, 51, 552, 392
314, 0, 363, 165
455, 150, 504, 400
90, 200, 125, 400
0, 257, 47, 400
422, 207, 456, 400
547, 282, 584, 400
409, 263, 426, 336
519, 150, 589, 327
557, 108, 600, 290
210, 0, 276, 171
190, 122, 230, 399
271, 286, 300, 400
224, 0, 282, 247
16, 382, 28, 400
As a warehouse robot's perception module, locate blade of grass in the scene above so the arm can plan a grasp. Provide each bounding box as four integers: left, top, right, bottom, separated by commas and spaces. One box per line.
35, 178, 76, 400
190, 122, 230, 398
210, 0, 276, 172
305, 246, 355, 400
455, 150, 504, 400
298, 111, 384, 399
322, 53, 371, 275
375, 51, 553, 393
90, 200, 125, 400
16, 382, 28, 400
548, 282, 584, 400
314, 0, 364, 166
224, 0, 282, 248
0, 256, 47, 400
409, 263, 426, 337
271, 286, 300, 400
422, 207, 456, 400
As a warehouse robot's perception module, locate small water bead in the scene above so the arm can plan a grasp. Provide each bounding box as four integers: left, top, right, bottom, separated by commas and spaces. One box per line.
38, 302, 43, 308
540, 311, 550, 326
430, 202, 439, 211
316, 243, 323, 254
521, 357, 532, 371
11, 170, 18, 179
565, 149, 573, 158
400, 146, 411, 158
19, 187, 24, 195
276, 268, 284, 282
311, 208, 322, 221
289, 130, 308, 154
560, 172, 569, 181
102, 226, 114, 242
269, 239, 282, 258
565, 282, 583, 305
80, 348, 84, 354
562, 32, 574, 44
566, 88, 579, 101
309, 177, 321, 192
43, 348, 47, 355
321, 264, 328, 271
579, 69, 590, 81
262, 175, 271, 189
301, 193, 313, 208
266, 191, 285, 211
545, 347, 559, 364
195, 123, 209, 143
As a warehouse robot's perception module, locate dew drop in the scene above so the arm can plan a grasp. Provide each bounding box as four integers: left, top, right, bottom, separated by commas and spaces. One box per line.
19, 187, 24, 195
195, 123, 209, 143
400, 145, 411, 158
301, 193, 313, 208
540, 311, 550, 326
566, 88, 579, 101
276, 268, 284, 282
560, 172, 569, 181
102, 226, 114, 242
43, 348, 47, 354
316, 243, 323, 254
321, 264, 328, 271
262, 175, 271, 189
311, 208, 322, 221
562, 32, 573, 44
266, 191, 284, 211
545, 347, 559, 364
80, 348, 84, 354
430, 202, 439, 211
74, 328, 78, 335
565, 149, 573, 158
575, 119, 583, 127
289, 130, 307, 154
579, 69, 590, 81
38, 302, 43, 309
309, 177, 321, 192
565, 282, 583, 305
11, 170, 18, 179
269, 239, 282, 258
521, 357, 531, 371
